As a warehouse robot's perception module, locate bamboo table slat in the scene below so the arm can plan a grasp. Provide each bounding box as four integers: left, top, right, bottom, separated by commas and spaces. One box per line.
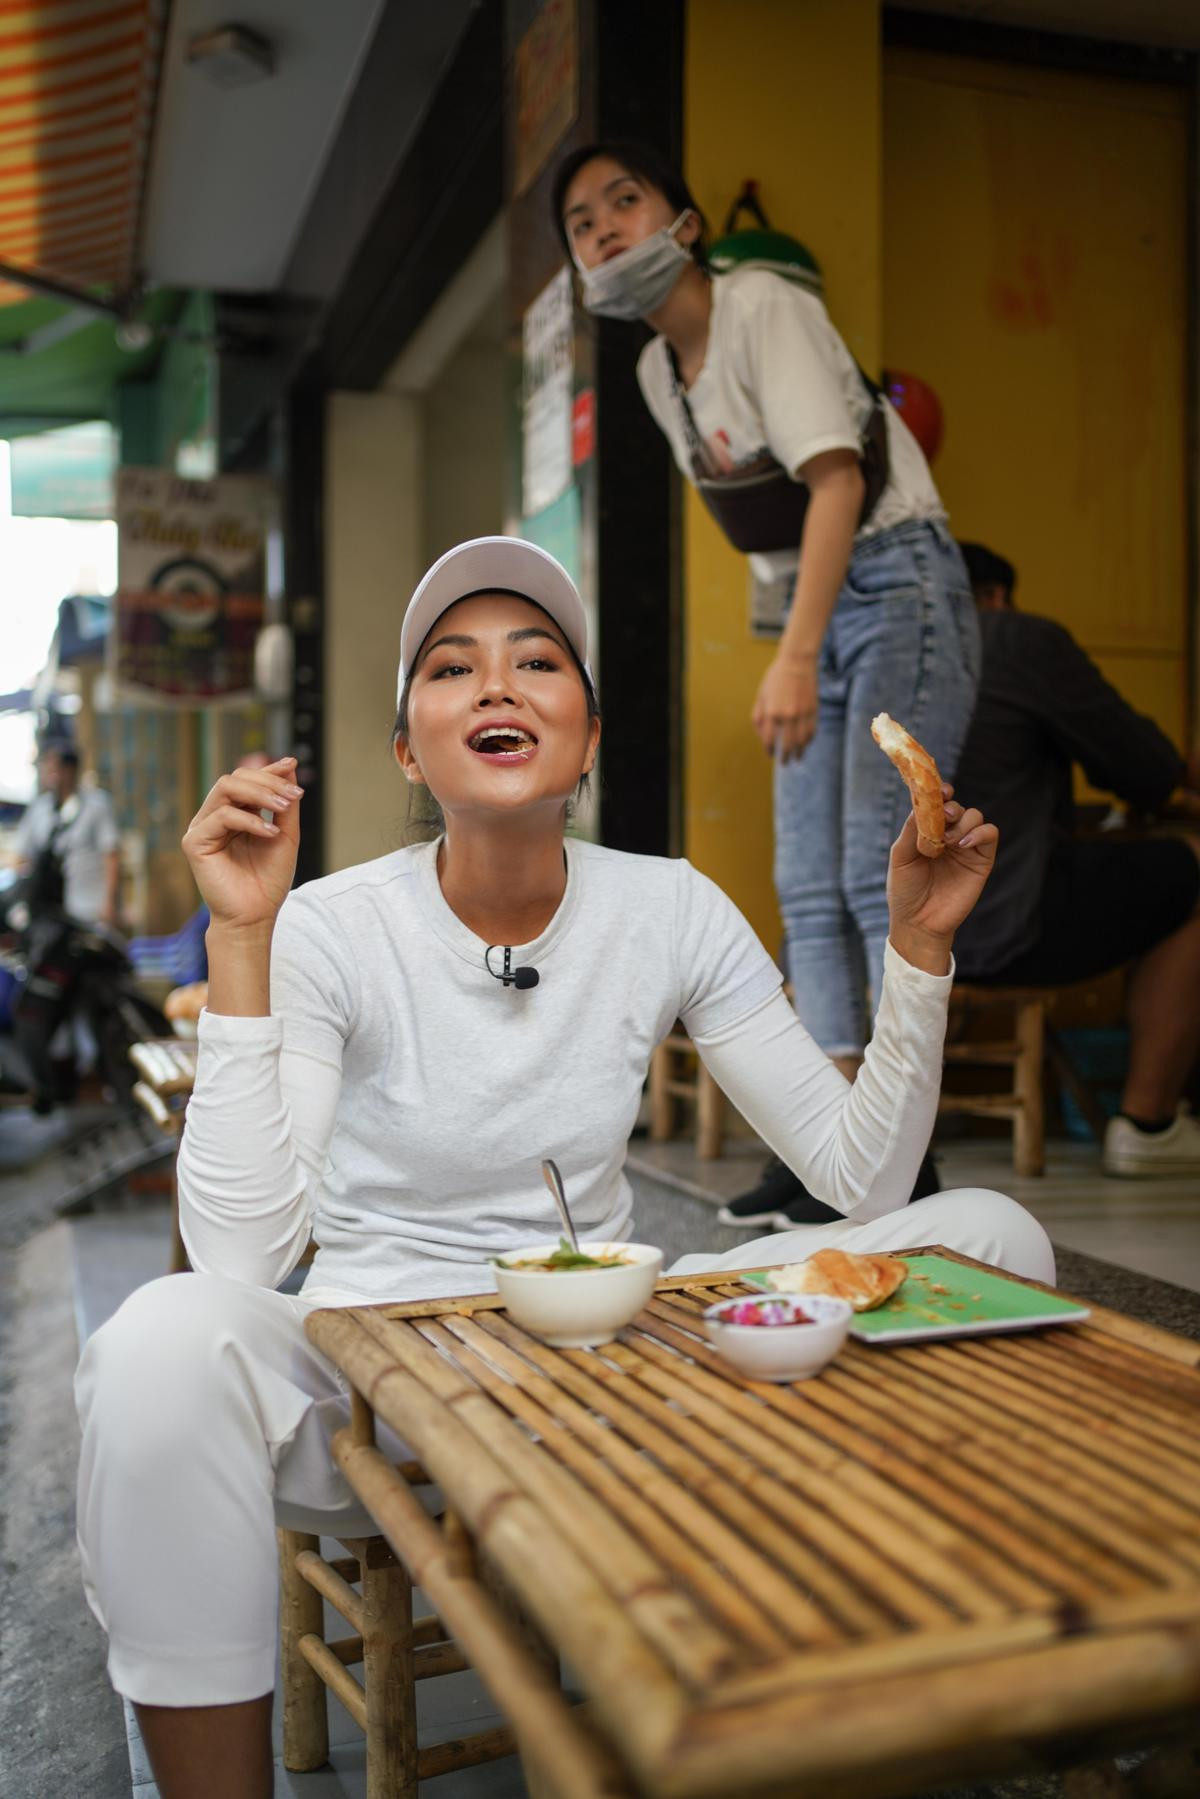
306, 1247, 1200, 1798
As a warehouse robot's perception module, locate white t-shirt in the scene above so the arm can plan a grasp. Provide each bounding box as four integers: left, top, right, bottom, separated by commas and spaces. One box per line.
637, 266, 946, 583
16, 786, 120, 923
177, 837, 954, 1307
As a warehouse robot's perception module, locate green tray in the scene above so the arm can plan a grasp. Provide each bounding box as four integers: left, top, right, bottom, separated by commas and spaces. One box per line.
744, 1253, 1090, 1345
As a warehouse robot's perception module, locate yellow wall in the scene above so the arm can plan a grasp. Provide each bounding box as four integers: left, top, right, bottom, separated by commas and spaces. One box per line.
683, 0, 883, 946
882, 49, 1189, 772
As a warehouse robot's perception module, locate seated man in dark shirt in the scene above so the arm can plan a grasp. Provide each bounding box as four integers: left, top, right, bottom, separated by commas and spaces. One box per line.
953, 543, 1200, 1177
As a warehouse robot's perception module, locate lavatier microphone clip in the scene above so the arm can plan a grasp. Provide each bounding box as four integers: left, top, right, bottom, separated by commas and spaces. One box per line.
484, 945, 539, 990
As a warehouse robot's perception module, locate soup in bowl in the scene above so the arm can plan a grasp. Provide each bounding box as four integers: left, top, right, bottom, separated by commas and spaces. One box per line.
491, 1239, 663, 1347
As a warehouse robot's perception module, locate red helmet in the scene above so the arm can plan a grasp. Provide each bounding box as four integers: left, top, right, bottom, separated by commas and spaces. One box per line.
883, 369, 944, 464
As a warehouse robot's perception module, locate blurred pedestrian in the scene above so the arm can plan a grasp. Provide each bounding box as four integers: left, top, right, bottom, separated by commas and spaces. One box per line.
14, 738, 122, 929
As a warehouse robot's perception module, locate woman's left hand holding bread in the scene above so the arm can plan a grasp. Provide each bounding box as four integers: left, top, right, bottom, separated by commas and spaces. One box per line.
886, 789, 998, 975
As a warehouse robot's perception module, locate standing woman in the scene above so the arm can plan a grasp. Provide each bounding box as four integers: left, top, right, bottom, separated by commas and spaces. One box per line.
553, 144, 980, 1222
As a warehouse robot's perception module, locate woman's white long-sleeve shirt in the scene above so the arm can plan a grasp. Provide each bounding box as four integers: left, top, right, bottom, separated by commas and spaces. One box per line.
176, 838, 952, 1305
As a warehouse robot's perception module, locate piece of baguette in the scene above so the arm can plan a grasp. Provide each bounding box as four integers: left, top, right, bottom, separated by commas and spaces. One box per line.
766, 1248, 907, 1311
870, 712, 946, 857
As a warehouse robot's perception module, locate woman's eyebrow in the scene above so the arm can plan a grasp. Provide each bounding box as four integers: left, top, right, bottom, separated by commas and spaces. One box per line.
422, 632, 476, 656
507, 627, 564, 647
563, 175, 640, 219
420, 626, 563, 664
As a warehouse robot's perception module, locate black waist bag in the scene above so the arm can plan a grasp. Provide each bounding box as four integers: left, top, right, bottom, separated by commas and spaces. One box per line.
670, 352, 890, 555
24, 827, 67, 912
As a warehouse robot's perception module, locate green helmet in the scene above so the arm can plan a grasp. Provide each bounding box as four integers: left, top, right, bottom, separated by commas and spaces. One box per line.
708, 226, 824, 297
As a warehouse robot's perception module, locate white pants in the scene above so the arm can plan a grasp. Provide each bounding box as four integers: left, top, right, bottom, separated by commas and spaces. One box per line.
75, 1188, 1053, 1706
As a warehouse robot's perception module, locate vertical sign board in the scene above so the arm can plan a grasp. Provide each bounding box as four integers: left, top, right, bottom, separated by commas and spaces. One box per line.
113, 467, 270, 705
513, 0, 578, 196
521, 266, 574, 520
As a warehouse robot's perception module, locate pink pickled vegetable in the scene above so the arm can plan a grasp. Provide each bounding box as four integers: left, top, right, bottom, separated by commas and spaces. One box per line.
718, 1299, 813, 1327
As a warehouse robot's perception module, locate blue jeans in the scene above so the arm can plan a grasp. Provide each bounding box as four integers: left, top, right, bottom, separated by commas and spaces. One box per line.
774, 520, 980, 1056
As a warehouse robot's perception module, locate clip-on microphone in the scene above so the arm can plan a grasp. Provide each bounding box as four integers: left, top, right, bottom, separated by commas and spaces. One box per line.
484, 945, 540, 991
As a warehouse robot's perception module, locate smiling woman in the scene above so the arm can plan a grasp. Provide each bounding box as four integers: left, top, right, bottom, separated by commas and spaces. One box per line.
73, 534, 1051, 1796
394, 585, 600, 940
392, 540, 601, 854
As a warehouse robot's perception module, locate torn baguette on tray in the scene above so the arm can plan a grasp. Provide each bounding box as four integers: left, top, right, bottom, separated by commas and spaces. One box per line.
869, 712, 946, 857
766, 1248, 907, 1312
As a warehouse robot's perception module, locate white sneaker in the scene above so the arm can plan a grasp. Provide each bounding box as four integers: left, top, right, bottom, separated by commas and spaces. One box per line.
1102, 1107, 1200, 1178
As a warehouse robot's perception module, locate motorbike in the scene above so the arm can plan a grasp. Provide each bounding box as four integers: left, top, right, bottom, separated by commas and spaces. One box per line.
0, 885, 169, 1114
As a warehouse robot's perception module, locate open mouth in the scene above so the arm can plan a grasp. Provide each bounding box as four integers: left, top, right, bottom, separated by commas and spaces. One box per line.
468, 725, 539, 760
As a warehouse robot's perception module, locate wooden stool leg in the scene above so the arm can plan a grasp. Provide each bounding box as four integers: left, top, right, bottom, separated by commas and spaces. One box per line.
649, 1042, 675, 1141
1013, 997, 1046, 1177
277, 1528, 329, 1771
697, 1063, 725, 1160
361, 1537, 417, 1799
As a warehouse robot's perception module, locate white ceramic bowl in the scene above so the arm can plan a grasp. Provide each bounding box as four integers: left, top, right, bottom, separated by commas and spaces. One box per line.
703, 1292, 853, 1382
491, 1241, 663, 1348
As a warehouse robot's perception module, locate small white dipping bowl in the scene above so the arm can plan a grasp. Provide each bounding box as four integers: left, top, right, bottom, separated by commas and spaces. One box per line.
491, 1241, 663, 1348
703, 1292, 853, 1382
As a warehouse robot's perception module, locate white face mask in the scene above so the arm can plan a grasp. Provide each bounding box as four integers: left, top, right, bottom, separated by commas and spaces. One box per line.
576, 211, 694, 320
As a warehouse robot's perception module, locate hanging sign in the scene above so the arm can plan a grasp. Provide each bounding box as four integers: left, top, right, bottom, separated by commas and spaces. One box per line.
113, 467, 271, 704
513, 0, 578, 196
521, 266, 574, 518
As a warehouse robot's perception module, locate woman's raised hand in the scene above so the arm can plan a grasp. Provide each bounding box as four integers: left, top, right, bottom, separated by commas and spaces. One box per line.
886, 788, 999, 974
182, 757, 303, 932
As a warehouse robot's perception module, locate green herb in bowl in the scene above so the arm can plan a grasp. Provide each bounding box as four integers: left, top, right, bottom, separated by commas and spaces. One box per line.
492, 1237, 634, 1272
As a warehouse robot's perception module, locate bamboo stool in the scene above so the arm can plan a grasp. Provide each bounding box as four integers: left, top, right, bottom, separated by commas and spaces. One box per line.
278, 1487, 518, 1795
941, 985, 1048, 1177
649, 1026, 726, 1159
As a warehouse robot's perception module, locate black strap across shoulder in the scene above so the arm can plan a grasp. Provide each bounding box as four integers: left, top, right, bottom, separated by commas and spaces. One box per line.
665, 334, 889, 555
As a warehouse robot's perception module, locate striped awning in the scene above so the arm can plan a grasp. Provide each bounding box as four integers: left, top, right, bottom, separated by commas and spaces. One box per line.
0, 0, 165, 308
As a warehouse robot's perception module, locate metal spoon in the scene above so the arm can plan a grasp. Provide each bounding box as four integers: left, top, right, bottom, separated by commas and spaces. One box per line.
541, 1157, 579, 1253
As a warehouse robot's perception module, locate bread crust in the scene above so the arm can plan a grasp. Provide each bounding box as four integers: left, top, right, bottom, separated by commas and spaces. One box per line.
870, 712, 946, 857
766, 1248, 907, 1311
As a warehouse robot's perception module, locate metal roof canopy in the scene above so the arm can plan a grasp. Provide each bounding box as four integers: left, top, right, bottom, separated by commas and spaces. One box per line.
0, 286, 180, 434
0, 0, 165, 310
0, 0, 173, 432
0, 0, 397, 436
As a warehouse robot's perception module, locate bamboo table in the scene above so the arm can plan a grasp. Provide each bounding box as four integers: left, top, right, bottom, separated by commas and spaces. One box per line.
306, 1248, 1200, 1798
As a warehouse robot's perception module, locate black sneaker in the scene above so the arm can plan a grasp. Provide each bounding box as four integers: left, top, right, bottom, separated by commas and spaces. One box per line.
717, 1156, 802, 1228
772, 1149, 942, 1230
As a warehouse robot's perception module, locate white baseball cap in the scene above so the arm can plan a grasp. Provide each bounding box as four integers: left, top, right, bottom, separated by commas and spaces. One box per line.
397, 536, 591, 702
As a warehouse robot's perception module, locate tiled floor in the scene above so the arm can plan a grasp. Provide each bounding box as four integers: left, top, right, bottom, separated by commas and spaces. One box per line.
939, 1136, 1200, 1293
629, 1129, 1200, 1295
